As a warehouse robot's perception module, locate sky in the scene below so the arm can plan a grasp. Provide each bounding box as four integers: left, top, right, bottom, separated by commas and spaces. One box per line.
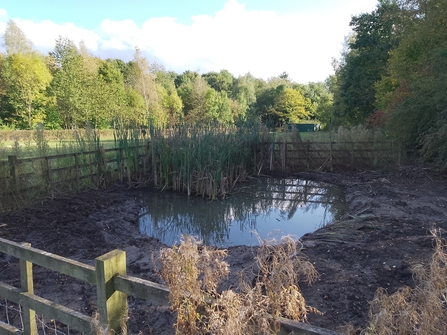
0, 0, 378, 83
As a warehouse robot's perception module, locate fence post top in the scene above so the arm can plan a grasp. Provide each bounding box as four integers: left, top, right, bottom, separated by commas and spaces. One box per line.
96, 249, 126, 261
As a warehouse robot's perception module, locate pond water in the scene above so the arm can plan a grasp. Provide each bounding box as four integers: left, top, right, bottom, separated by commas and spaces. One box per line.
137, 178, 348, 247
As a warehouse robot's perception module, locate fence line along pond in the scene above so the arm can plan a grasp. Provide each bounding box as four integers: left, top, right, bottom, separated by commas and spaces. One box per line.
138, 178, 348, 247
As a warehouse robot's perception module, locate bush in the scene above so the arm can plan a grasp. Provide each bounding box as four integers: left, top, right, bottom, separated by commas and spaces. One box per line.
157, 234, 320, 335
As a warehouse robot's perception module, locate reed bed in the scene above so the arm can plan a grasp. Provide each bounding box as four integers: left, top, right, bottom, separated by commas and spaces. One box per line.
148, 124, 266, 199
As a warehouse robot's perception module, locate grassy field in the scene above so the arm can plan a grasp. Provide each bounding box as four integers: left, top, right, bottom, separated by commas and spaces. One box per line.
0, 128, 334, 160
0, 129, 118, 160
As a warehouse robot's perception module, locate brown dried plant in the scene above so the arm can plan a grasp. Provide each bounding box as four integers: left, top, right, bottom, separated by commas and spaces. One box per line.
242, 234, 321, 334
364, 228, 447, 335
157, 234, 320, 335
158, 235, 229, 335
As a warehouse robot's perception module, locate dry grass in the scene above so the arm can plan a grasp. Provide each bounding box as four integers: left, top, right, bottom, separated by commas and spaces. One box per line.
156, 234, 320, 335
363, 228, 447, 335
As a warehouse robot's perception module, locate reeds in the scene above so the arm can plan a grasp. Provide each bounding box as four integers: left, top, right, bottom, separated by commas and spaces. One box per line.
148, 123, 265, 199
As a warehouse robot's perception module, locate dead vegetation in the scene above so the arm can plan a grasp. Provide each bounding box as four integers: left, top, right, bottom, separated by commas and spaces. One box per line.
156, 234, 320, 335
364, 228, 447, 335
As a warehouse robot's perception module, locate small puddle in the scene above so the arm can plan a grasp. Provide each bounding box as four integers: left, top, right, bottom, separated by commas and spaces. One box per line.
138, 178, 347, 247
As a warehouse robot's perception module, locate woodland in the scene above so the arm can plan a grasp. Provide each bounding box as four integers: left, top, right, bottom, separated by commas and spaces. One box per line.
0, 0, 446, 168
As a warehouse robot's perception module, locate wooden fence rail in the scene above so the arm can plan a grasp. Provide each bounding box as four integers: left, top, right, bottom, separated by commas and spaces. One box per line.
0, 237, 342, 335
264, 140, 403, 172
0, 141, 404, 212
0, 145, 147, 212
0, 237, 170, 335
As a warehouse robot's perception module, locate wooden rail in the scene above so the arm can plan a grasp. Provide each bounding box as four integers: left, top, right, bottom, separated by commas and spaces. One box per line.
0, 237, 169, 335
0, 141, 404, 212
0, 238, 342, 335
0, 144, 147, 212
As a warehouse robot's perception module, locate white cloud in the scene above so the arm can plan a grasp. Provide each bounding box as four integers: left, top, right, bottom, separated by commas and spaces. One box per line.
0, 8, 8, 21
0, 0, 378, 82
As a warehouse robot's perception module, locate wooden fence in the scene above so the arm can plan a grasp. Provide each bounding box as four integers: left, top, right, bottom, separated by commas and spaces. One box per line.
0, 238, 342, 335
0, 145, 148, 212
264, 140, 404, 172
0, 237, 170, 335
0, 141, 404, 213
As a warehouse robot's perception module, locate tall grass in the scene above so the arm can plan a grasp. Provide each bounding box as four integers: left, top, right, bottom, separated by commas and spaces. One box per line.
148, 123, 266, 199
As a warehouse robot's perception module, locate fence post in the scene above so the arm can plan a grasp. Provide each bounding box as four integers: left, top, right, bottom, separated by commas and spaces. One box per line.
20, 242, 37, 335
74, 153, 80, 190
45, 157, 52, 191
95, 250, 128, 334
8, 155, 19, 195
119, 148, 124, 183
281, 141, 286, 171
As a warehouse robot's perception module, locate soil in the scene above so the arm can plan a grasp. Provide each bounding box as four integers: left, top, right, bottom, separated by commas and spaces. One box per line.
1, 166, 447, 334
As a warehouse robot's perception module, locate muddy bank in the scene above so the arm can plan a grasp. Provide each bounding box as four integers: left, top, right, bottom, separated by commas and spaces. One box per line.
0, 166, 447, 334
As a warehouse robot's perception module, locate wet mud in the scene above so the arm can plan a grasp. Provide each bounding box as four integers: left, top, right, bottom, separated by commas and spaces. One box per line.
1, 166, 446, 334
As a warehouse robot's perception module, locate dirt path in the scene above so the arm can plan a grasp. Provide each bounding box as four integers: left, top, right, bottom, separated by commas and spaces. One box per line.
1, 166, 446, 334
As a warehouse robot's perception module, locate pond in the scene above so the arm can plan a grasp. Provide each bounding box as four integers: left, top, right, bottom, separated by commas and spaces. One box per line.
137, 178, 348, 247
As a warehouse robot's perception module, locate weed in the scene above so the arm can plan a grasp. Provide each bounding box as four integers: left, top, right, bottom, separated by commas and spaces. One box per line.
157, 234, 320, 335
335, 125, 374, 143
364, 228, 447, 335
33, 123, 50, 157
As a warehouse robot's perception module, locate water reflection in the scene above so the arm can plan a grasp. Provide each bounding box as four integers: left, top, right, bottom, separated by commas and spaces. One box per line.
138, 178, 347, 247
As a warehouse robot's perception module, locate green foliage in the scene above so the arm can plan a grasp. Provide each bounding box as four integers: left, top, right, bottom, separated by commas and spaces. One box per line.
0, 52, 52, 128
332, 0, 401, 125
272, 87, 307, 124
202, 70, 235, 92
255, 85, 308, 126
49, 37, 96, 128
378, 0, 447, 166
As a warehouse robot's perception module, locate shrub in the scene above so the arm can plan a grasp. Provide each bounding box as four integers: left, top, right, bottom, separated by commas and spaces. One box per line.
157, 234, 320, 335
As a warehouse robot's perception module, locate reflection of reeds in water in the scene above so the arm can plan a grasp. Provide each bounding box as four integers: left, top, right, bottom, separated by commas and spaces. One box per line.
139, 194, 258, 246
139, 178, 346, 246
252, 178, 345, 227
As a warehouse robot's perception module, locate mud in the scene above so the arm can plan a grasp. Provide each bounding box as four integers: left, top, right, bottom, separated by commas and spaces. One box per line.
1, 166, 447, 334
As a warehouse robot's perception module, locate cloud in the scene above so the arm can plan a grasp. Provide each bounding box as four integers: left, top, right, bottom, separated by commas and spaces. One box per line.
0, 0, 377, 82
0, 8, 8, 21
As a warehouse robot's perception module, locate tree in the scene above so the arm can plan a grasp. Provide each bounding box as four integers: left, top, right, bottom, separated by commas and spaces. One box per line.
255, 85, 308, 126
272, 87, 308, 125
152, 64, 183, 126
333, 0, 401, 125
1, 52, 52, 128
49, 37, 103, 128
202, 70, 234, 93
232, 73, 257, 121
294, 82, 334, 126
378, 0, 447, 164
2, 20, 33, 55
128, 48, 165, 127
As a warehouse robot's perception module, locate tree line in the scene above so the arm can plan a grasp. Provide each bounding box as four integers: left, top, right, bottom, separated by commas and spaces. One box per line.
331, 0, 447, 165
0, 21, 331, 130
1, 0, 445, 166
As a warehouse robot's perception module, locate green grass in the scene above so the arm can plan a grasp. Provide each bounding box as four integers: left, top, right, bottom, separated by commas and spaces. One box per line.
0, 129, 117, 160
298, 131, 333, 142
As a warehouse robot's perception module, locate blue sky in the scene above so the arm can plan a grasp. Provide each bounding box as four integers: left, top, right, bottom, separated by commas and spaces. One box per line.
0, 0, 378, 83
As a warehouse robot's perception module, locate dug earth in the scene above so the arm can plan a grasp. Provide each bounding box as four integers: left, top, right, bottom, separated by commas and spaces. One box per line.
0, 166, 446, 334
